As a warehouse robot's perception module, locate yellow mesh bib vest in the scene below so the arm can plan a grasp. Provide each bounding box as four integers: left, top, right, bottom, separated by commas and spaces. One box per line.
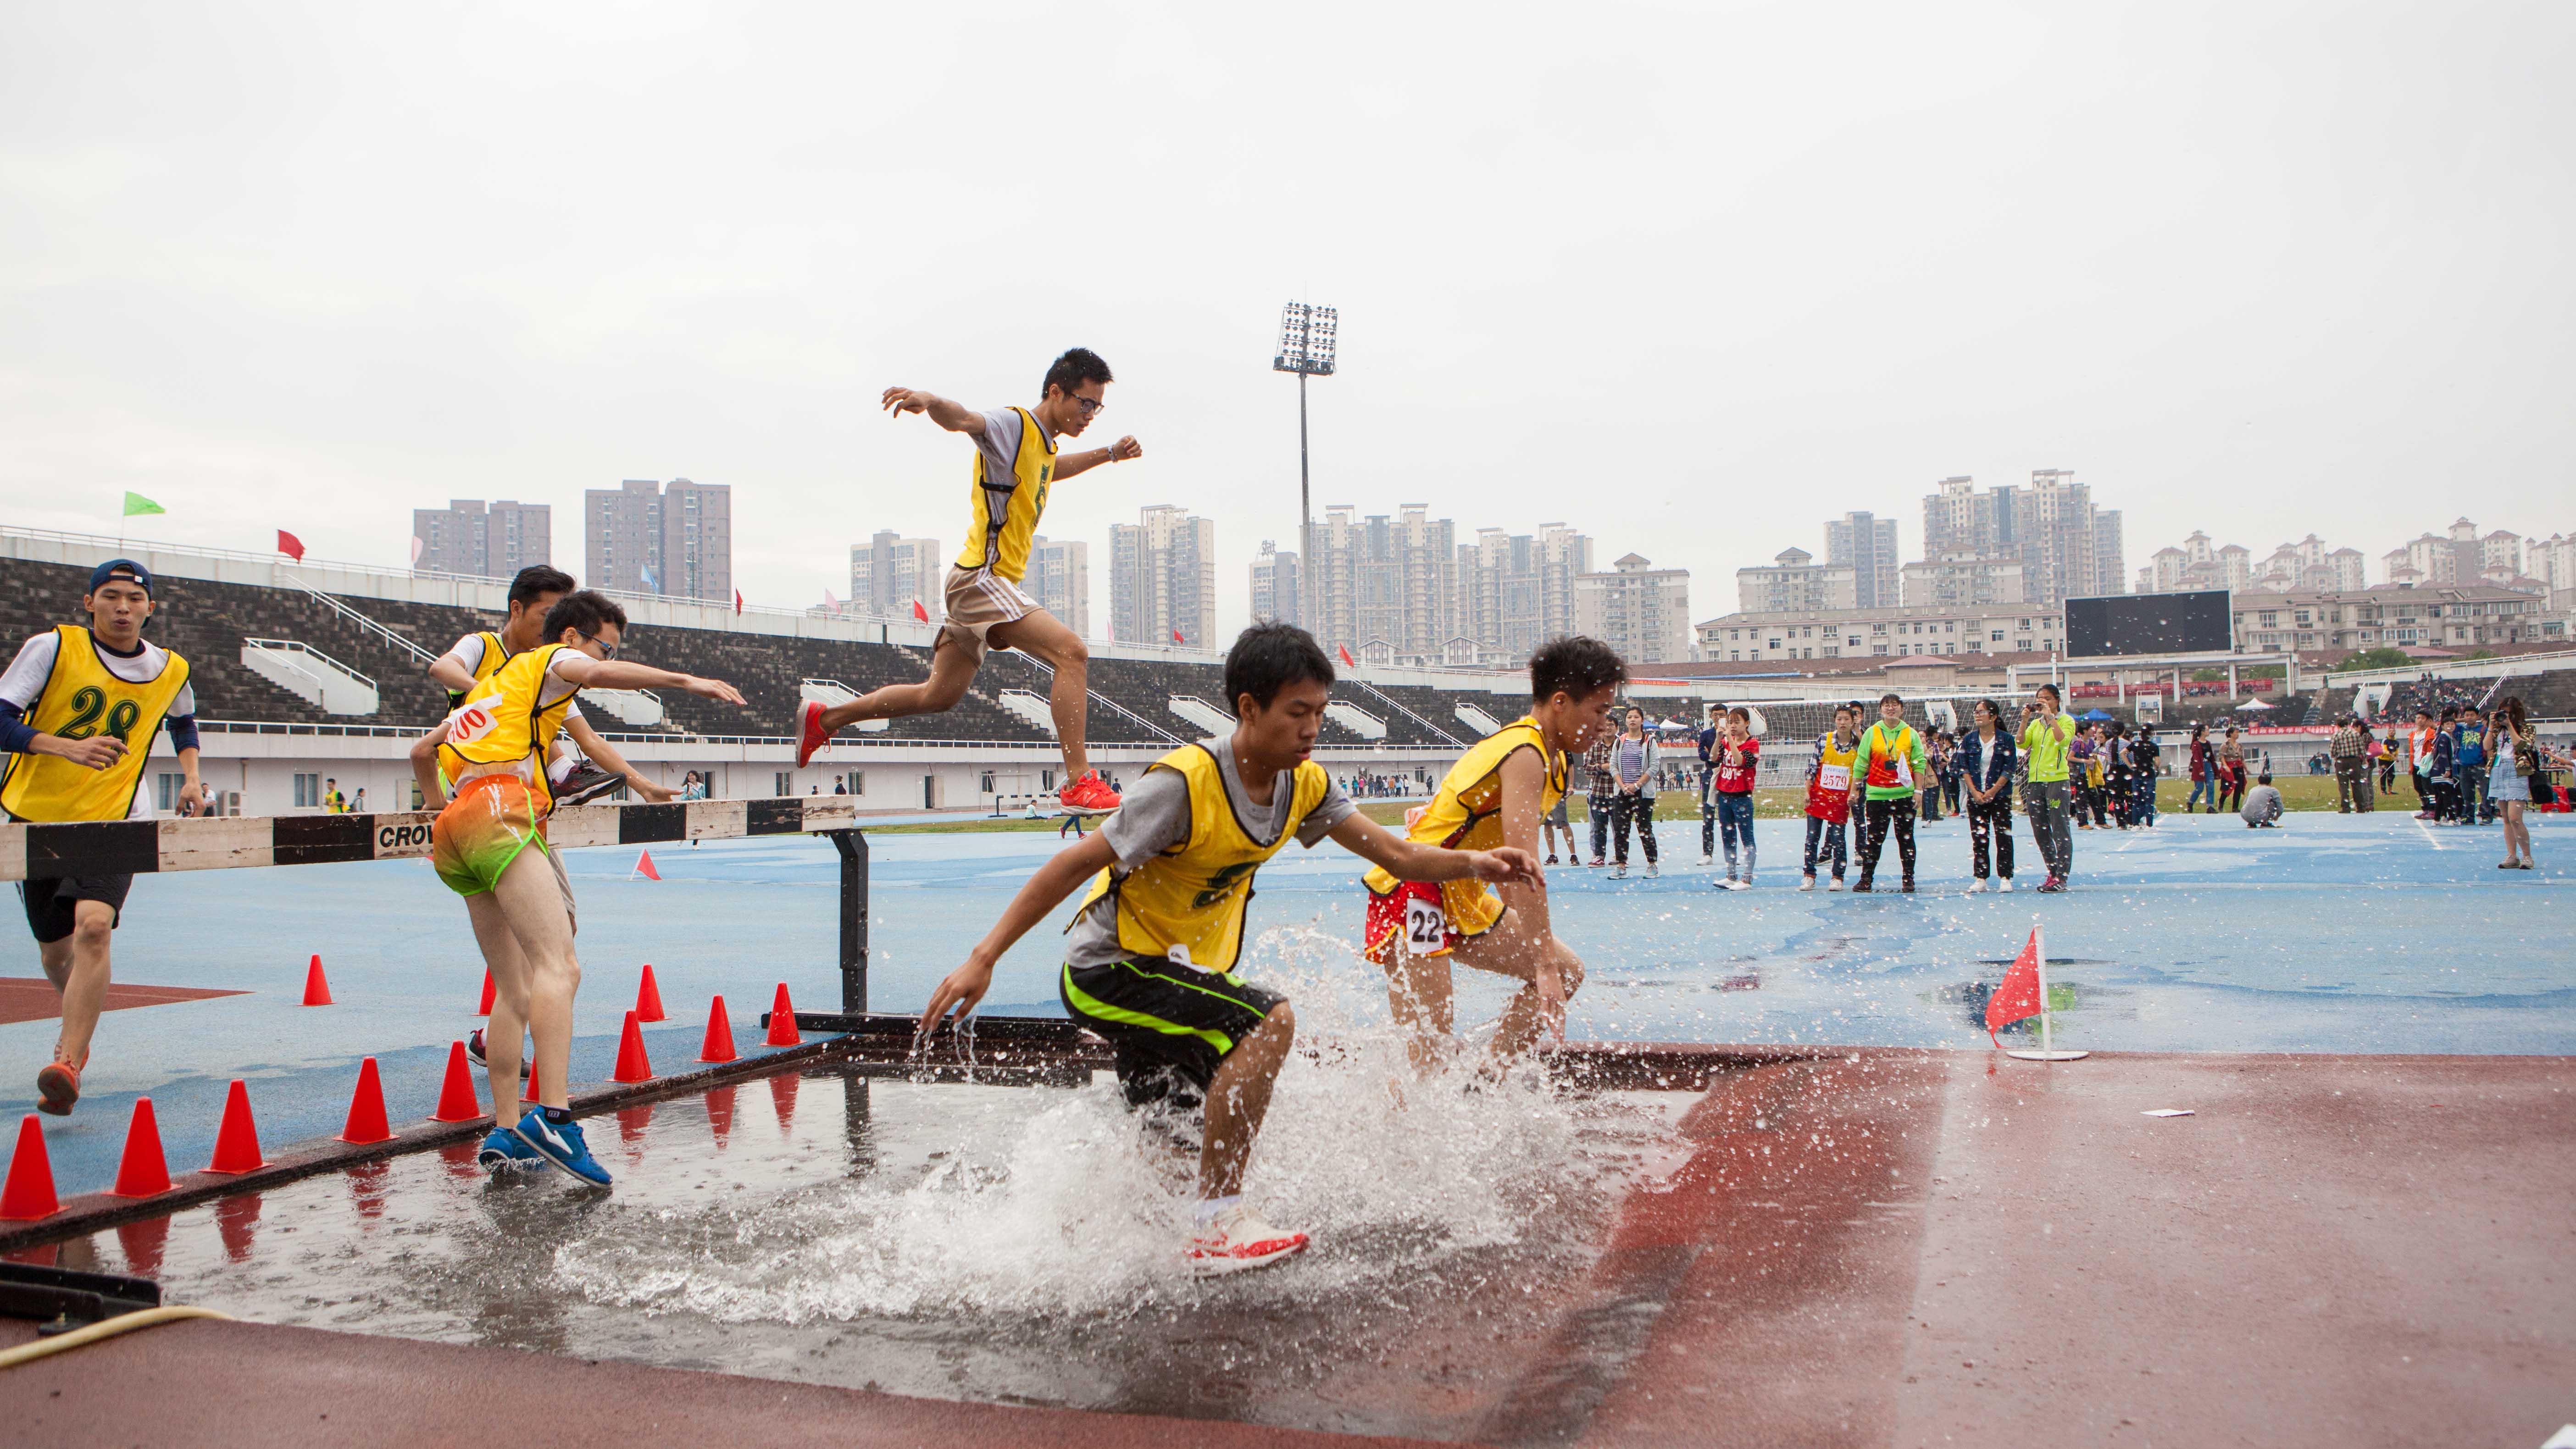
0, 627, 192, 823
1360, 717, 1565, 897
1072, 743, 1329, 971
437, 643, 579, 814
953, 406, 1057, 584
445, 630, 510, 710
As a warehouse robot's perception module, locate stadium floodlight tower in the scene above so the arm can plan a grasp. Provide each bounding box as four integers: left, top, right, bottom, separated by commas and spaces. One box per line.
1272, 301, 1337, 625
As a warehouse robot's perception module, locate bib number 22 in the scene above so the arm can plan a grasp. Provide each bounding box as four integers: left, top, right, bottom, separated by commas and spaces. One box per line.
1403, 895, 1446, 955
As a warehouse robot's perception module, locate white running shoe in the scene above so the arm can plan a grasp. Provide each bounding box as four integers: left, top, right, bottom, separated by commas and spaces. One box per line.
1723, 878, 1751, 892
1698, 854, 1713, 866
1612, 863, 1627, 879
1965, 879, 1988, 894
1997, 877, 2015, 892
1645, 863, 1660, 879
1188, 1206, 1309, 1276
1798, 876, 1815, 892
1827, 876, 1845, 891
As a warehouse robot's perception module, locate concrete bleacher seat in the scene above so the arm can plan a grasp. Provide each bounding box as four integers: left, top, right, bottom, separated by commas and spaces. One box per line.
2504, 669, 2576, 720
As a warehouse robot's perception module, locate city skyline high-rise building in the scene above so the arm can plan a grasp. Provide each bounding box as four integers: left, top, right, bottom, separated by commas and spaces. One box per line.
1920, 470, 2123, 606
849, 530, 943, 618
1823, 511, 1900, 610
411, 499, 550, 581
1304, 507, 1594, 665
1575, 553, 1691, 667
584, 477, 732, 603
1249, 540, 1300, 626
1110, 505, 1216, 648
1026, 535, 1091, 638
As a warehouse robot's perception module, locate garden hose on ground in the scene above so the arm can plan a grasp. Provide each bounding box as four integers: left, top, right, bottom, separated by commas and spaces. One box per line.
0, 1305, 235, 1370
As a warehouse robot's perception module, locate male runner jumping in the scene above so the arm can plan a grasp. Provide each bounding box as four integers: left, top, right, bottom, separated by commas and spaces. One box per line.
1362, 635, 1625, 1074
0, 560, 205, 1114
427, 564, 673, 1075
799, 347, 1138, 815
917, 623, 1539, 1273
411, 590, 744, 1185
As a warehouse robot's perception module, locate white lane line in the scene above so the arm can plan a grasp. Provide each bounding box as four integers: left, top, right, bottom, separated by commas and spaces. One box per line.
2414, 819, 2451, 852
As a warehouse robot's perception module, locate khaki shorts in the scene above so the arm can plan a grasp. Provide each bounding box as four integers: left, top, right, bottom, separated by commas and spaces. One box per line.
939, 564, 1042, 663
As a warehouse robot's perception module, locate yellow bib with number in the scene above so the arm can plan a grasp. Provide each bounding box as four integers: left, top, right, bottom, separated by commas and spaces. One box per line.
0, 626, 192, 823
1360, 717, 1564, 897
1071, 743, 1328, 972
436, 642, 578, 815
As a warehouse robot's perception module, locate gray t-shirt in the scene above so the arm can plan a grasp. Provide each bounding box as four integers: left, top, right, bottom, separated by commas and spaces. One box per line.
2240, 784, 2283, 825
1064, 740, 1356, 970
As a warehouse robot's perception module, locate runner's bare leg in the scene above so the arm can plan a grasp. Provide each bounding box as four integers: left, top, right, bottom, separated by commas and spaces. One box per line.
815, 632, 976, 731
988, 609, 1092, 781
1449, 908, 1587, 1062
487, 846, 580, 1111
465, 888, 533, 1093
1382, 950, 1458, 1076
1200, 1002, 1294, 1198
38, 900, 114, 1064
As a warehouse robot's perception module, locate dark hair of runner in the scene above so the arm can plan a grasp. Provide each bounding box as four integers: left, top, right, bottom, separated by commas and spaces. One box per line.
507, 565, 578, 609
1224, 621, 1333, 711
1529, 635, 1626, 702
1879, 692, 1903, 708
543, 589, 628, 643
1042, 347, 1114, 399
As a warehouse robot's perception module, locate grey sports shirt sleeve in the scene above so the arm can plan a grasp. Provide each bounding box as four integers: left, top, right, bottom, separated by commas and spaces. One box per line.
1297, 779, 1355, 845
1096, 767, 1192, 869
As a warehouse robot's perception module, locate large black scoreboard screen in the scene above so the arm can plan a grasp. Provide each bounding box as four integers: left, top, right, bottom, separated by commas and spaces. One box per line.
2064, 590, 2233, 658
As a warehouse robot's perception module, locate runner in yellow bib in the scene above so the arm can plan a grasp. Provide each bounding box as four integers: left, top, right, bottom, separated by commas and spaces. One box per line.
411, 591, 745, 1186
0, 560, 205, 1115
428, 565, 670, 814
798, 348, 1140, 817
1361, 636, 1626, 1074
917, 623, 1540, 1275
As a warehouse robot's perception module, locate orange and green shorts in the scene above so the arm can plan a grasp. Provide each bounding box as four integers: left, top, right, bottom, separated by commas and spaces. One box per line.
432, 773, 553, 899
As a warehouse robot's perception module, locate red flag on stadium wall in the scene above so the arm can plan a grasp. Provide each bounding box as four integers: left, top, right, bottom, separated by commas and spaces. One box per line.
1171, 628, 1184, 644
632, 850, 661, 882
733, 589, 743, 615
277, 530, 305, 561
1338, 645, 1355, 667
911, 599, 928, 623
1986, 926, 2043, 1046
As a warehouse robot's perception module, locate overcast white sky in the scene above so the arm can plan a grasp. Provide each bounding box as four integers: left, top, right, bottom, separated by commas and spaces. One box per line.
5, 2, 2570, 643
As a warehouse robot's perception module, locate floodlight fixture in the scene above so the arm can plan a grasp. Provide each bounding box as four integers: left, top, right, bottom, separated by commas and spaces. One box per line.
1272, 300, 1337, 629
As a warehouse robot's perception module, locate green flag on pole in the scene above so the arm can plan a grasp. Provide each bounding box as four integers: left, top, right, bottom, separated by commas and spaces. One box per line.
122, 492, 166, 517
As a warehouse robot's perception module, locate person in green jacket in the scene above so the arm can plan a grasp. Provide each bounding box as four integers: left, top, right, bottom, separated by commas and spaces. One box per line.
2018, 683, 2077, 892
1847, 693, 1927, 892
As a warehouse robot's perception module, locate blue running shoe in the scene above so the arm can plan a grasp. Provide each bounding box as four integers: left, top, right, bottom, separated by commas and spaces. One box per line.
512, 1107, 611, 1187
477, 1125, 550, 1176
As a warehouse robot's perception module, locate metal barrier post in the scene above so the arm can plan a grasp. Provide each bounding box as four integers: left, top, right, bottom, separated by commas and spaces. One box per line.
828, 828, 868, 1013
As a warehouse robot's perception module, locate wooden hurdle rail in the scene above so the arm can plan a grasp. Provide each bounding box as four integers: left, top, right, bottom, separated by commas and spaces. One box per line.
0, 798, 877, 1013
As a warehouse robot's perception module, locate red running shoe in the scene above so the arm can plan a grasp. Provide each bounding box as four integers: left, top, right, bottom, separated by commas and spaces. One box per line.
1188, 1205, 1309, 1276
36, 1058, 82, 1116
795, 700, 833, 768
1059, 771, 1121, 816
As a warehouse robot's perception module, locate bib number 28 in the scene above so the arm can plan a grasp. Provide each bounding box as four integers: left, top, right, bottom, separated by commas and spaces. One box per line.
1403, 895, 1447, 955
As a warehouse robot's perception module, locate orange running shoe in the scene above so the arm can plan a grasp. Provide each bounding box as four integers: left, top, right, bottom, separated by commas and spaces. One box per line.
1188, 1205, 1309, 1276
35, 1058, 82, 1116
1058, 771, 1121, 816
795, 700, 833, 768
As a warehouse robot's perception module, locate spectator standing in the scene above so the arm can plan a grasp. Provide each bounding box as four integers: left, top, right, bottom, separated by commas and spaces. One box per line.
2218, 727, 2248, 814
2070, 724, 2104, 828
350, 787, 366, 814
2489, 695, 2540, 868
1960, 698, 2017, 892
2331, 715, 2374, 812
2018, 686, 2077, 892
1583, 725, 1619, 866
1710, 706, 1759, 889
1918, 730, 1946, 823
1608, 705, 1660, 879
323, 777, 345, 813
2185, 724, 2217, 813
1541, 788, 1574, 866
2376, 726, 2398, 794
2128, 726, 2161, 828
2428, 707, 2461, 823
1695, 702, 1722, 865
2456, 705, 2489, 825
1800, 705, 1858, 891
2103, 722, 2136, 829
1849, 693, 1926, 893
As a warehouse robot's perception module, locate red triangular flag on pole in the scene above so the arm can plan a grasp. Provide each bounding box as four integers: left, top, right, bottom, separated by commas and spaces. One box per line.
1171, 628, 1185, 644
911, 599, 929, 623
733, 588, 743, 615
1986, 926, 2044, 1046
277, 529, 305, 562
1338, 645, 1356, 667
633, 849, 661, 881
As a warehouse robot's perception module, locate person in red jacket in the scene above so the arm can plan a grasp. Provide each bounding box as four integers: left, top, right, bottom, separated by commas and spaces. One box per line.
1801, 704, 1860, 892
1710, 706, 1760, 889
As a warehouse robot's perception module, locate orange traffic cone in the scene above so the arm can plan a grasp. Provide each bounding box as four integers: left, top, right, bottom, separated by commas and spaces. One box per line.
110, 1098, 172, 1198
0, 1116, 59, 1221
477, 970, 495, 1016
765, 982, 801, 1046
432, 1041, 482, 1122
636, 964, 666, 1022
207, 1080, 265, 1173
612, 1011, 654, 1083
699, 995, 737, 1063
339, 1057, 393, 1144
521, 1060, 543, 1105
301, 954, 333, 1006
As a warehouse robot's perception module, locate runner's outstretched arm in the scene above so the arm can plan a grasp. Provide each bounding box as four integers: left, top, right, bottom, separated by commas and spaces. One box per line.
1053, 436, 1142, 481
547, 654, 745, 705
880, 386, 988, 434
919, 832, 1121, 1031
1323, 814, 1541, 891
564, 716, 672, 803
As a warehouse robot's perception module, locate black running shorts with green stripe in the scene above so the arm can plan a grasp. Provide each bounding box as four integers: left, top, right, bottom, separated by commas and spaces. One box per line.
1060, 957, 1286, 1111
